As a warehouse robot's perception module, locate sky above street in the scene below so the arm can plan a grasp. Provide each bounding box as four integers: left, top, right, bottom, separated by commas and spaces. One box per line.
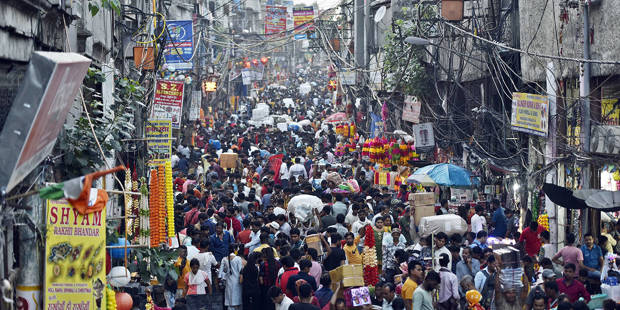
294, 0, 340, 10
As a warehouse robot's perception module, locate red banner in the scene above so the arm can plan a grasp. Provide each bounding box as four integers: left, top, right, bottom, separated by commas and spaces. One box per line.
151, 80, 185, 129
268, 154, 284, 184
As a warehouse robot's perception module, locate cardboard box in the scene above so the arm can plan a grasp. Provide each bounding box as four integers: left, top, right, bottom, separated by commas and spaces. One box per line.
329, 264, 363, 283
219, 153, 238, 169
409, 192, 435, 206
305, 234, 323, 255
413, 205, 436, 225
493, 246, 521, 268
342, 277, 365, 287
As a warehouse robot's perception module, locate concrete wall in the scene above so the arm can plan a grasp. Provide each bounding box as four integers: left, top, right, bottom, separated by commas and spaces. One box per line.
519, 0, 620, 82
0, 0, 69, 62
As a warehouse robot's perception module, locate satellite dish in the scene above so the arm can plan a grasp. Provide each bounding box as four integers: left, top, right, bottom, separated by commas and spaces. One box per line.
374, 6, 386, 23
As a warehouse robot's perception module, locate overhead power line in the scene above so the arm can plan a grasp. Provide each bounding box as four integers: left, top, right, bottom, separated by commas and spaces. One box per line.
443, 21, 620, 65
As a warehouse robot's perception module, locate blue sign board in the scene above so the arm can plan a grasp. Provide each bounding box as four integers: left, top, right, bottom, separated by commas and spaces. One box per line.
163, 20, 194, 70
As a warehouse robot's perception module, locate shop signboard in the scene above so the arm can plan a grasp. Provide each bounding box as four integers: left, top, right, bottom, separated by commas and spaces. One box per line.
402, 95, 421, 123
601, 98, 620, 125
412, 122, 435, 148
151, 80, 185, 129
146, 119, 172, 166
189, 91, 201, 121
44, 199, 107, 310
510, 92, 549, 137
293, 6, 314, 37
339, 71, 356, 85
0, 52, 91, 192
265, 6, 287, 36
162, 20, 194, 70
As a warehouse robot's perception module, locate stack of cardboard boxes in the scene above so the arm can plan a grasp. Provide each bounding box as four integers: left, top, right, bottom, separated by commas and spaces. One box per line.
329, 265, 364, 288
409, 192, 436, 225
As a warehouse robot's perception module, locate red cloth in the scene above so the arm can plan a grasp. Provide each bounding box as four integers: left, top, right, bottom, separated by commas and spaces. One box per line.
184, 208, 200, 227
556, 278, 591, 303
238, 229, 251, 255
268, 154, 284, 184
174, 177, 185, 192
224, 216, 242, 236
278, 267, 300, 298
519, 226, 546, 257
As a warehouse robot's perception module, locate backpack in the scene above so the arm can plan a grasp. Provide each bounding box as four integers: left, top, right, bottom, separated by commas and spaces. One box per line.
479, 270, 495, 309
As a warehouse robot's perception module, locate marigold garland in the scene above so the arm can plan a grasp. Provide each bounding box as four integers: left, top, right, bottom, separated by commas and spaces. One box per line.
149, 169, 162, 247
157, 164, 167, 243
165, 160, 175, 237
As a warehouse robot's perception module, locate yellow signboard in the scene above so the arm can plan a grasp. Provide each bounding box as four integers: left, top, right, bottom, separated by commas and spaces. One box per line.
45, 199, 106, 310
511, 92, 549, 137
602, 98, 620, 125
146, 119, 172, 166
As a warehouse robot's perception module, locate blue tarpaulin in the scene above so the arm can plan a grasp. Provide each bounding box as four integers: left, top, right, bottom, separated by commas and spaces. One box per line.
413, 163, 478, 187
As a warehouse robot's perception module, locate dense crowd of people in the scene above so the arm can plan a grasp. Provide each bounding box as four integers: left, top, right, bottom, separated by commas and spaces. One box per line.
143, 96, 620, 310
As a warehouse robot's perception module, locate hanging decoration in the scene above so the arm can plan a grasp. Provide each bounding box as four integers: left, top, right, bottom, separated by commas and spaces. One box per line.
157, 165, 167, 242
131, 172, 140, 242
149, 168, 164, 247
362, 138, 419, 165
165, 160, 175, 237
538, 213, 549, 231
106, 286, 117, 310
362, 225, 379, 286
138, 177, 150, 246
124, 168, 133, 237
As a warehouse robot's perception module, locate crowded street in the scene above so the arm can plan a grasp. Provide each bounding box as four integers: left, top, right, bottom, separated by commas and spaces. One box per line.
2, 0, 620, 310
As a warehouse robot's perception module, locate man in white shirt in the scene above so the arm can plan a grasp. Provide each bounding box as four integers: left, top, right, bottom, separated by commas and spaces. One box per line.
288, 158, 308, 181
351, 210, 372, 236
321, 164, 330, 180
268, 286, 294, 310
279, 161, 290, 188
178, 144, 191, 158
470, 205, 486, 234
345, 205, 361, 227
171, 153, 180, 169
432, 232, 452, 272
244, 221, 261, 252
195, 239, 218, 284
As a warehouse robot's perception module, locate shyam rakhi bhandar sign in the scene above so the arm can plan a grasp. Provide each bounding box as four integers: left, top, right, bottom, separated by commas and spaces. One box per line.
45, 199, 106, 310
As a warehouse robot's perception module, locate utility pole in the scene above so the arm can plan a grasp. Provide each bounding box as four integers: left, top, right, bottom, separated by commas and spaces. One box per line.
354, 0, 365, 69
580, 1, 592, 233
545, 61, 560, 251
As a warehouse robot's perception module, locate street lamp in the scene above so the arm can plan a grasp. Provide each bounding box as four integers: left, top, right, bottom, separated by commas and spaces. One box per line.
404, 36, 431, 46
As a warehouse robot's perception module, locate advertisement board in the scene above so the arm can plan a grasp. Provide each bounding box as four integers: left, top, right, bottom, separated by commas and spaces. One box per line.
339, 71, 356, 85
412, 122, 435, 148
189, 91, 201, 121
293, 6, 314, 36
402, 95, 421, 123
265, 6, 287, 35
45, 200, 106, 310
510, 92, 549, 137
0, 52, 91, 192
146, 119, 172, 166
163, 20, 194, 70
151, 80, 185, 129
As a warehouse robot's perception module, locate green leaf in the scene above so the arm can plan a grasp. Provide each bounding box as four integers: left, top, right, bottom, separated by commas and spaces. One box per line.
88, 2, 99, 16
